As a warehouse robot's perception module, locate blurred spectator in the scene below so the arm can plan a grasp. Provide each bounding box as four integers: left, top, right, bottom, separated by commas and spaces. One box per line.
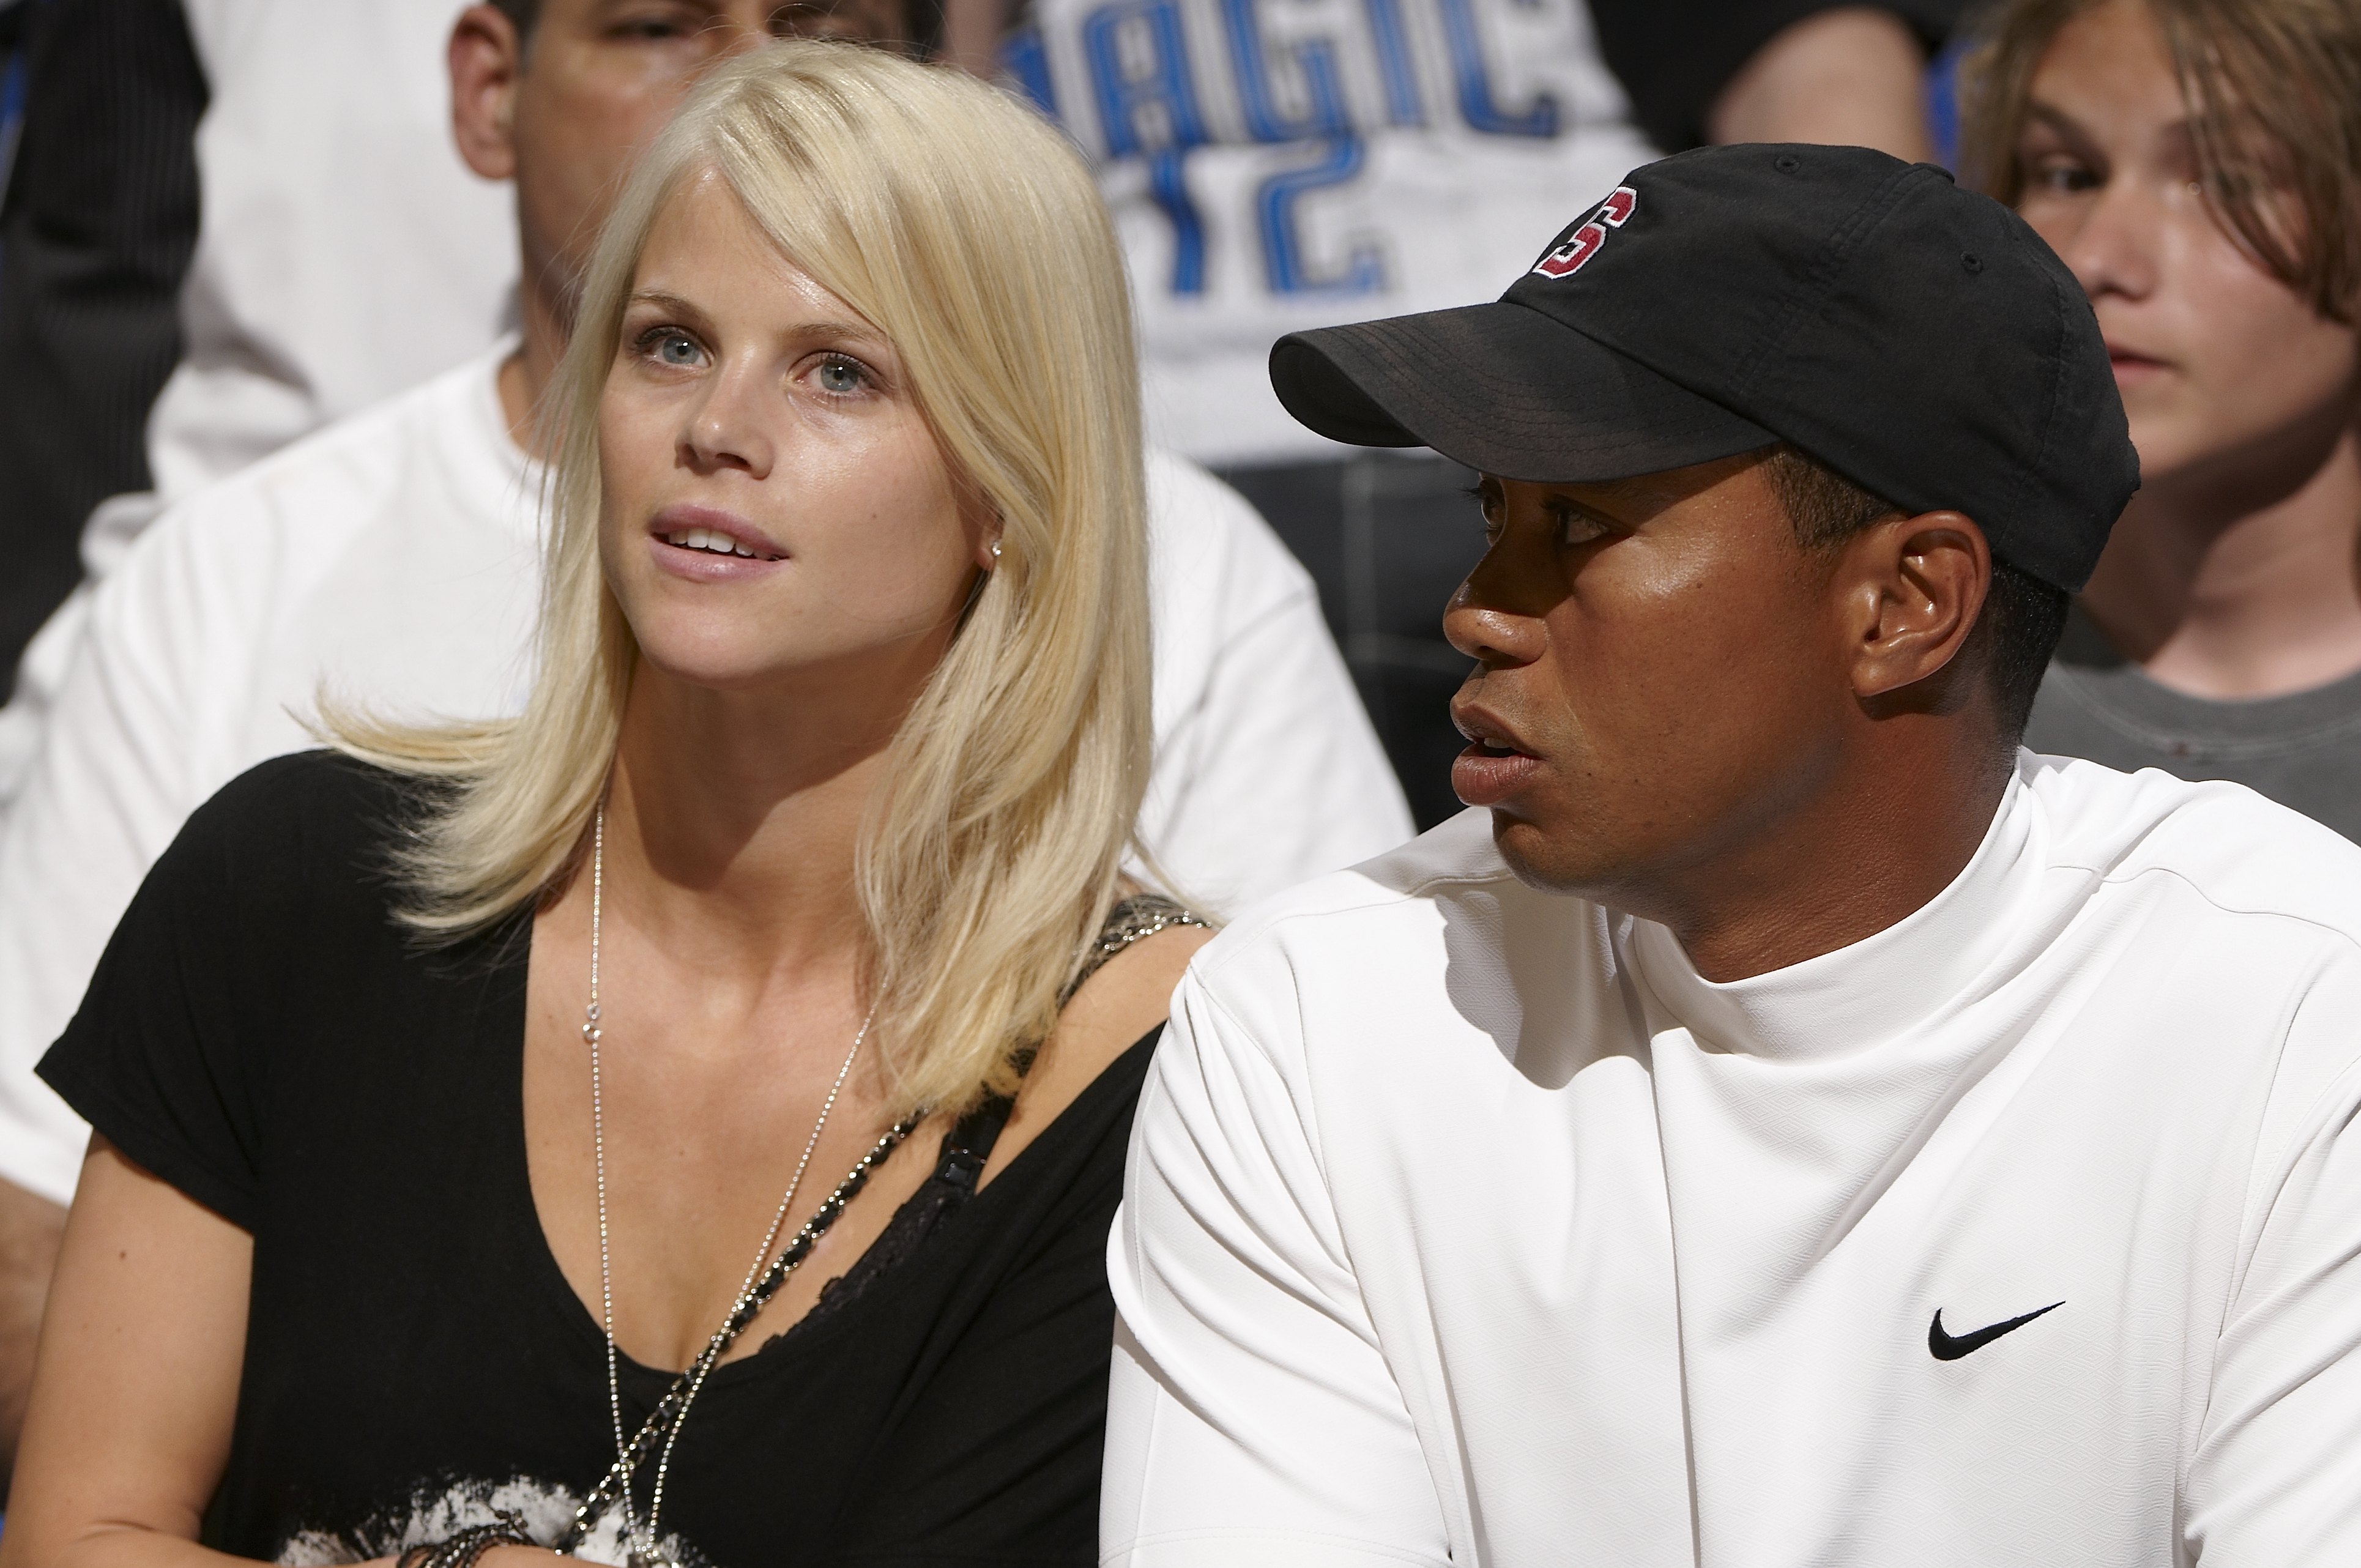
981, 0, 1966, 824
0, 0, 1405, 1485
1965, 0, 2361, 841
0, 0, 515, 786
0, 0, 205, 699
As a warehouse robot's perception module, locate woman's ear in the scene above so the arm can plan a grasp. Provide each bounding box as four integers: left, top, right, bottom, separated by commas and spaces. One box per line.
449, 6, 526, 184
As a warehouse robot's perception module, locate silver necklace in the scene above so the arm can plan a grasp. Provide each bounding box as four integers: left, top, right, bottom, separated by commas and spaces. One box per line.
584, 801, 875, 1567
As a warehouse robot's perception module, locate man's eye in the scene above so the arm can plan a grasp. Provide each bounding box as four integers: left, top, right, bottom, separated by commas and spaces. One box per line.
1467, 485, 1502, 532
612, 7, 704, 40
1555, 507, 1609, 548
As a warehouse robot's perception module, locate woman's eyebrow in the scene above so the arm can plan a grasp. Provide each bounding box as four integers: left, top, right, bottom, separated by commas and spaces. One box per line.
792, 319, 887, 345
625, 289, 712, 324
625, 292, 888, 349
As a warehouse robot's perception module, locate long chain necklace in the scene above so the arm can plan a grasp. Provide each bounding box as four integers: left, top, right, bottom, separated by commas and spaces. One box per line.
583, 801, 877, 1567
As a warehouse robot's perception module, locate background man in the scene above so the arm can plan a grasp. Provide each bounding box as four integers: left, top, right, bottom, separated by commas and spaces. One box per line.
1106, 146, 2361, 1564
0, 0, 1406, 1484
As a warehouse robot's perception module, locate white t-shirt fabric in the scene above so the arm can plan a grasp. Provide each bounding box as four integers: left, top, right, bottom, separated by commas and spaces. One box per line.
151, 0, 516, 500
1107, 756, 2361, 1567
1007, 0, 1657, 467
0, 343, 1410, 1207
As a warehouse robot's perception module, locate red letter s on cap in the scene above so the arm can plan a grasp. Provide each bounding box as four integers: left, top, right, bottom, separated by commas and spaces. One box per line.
1532, 186, 1637, 279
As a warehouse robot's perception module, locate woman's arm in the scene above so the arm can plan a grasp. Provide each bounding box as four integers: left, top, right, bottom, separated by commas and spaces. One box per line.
0, 1138, 253, 1568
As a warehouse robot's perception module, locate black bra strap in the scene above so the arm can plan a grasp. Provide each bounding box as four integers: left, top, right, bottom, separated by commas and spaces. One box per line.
937, 1096, 1013, 1194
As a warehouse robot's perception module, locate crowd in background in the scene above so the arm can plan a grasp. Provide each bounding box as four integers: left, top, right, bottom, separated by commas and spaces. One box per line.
0, 0, 2353, 1551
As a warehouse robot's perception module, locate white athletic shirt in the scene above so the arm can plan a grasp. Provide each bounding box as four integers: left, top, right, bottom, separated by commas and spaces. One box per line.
0, 343, 1409, 1206
1007, 0, 1655, 466
149, 0, 515, 500
1107, 756, 2361, 1566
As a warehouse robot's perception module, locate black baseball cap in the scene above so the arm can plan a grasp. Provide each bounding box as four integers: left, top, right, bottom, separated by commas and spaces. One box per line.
1270, 144, 2138, 593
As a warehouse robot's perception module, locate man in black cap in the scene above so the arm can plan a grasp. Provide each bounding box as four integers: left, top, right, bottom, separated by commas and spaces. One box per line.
1101, 145, 2361, 1567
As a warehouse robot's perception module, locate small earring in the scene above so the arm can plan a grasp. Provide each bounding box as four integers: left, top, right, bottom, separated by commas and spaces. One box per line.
989, 540, 1003, 563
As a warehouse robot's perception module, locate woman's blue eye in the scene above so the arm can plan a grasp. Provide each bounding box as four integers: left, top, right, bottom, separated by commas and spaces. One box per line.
816, 359, 863, 395
656, 333, 700, 366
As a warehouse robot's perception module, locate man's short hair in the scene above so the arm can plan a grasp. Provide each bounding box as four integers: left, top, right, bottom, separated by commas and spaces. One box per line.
1763, 445, 2069, 743
491, 0, 541, 40
1961, 0, 2361, 324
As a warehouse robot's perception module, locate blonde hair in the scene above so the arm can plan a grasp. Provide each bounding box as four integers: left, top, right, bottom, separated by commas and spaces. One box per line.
335, 42, 1152, 1117
1961, 0, 2361, 322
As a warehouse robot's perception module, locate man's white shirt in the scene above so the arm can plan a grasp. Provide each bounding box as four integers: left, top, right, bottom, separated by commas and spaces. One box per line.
154, 0, 516, 499
0, 343, 1410, 1205
1107, 756, 2361, 1566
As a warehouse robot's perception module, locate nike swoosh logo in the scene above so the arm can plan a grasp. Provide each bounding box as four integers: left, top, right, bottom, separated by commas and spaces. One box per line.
1928, 1301, 2063, 1361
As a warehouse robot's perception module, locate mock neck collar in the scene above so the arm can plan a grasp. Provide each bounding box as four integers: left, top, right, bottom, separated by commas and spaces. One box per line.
1626, 777, 2040, 1061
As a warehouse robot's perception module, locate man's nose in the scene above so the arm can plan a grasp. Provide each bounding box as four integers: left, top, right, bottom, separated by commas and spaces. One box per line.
1443, 564, 1548, 667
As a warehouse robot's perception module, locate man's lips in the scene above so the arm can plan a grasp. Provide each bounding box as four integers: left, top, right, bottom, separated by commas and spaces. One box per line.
1452, 745, 1541, 808
1449, 704, 1542, 808
2106, 343, 2170, 381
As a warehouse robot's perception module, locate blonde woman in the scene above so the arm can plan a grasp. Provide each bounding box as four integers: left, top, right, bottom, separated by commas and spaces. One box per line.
3, 43, 1207, 1568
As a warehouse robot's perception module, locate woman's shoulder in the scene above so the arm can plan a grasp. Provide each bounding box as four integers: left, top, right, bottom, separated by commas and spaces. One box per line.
982, 894, 1214, 1183
183, 748, 422, 871
37, 755, 449, 1230
158, 749, 432, 936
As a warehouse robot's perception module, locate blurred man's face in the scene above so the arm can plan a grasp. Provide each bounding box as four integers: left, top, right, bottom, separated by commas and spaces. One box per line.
511, 1, 911, 314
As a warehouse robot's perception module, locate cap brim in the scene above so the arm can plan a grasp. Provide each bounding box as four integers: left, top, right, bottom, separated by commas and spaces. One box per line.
1271, 300, 1778, 483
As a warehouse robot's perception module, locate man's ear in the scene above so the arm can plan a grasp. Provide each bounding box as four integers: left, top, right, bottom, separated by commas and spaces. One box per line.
450, 6, 526, 184
1835, 509, 1991, 706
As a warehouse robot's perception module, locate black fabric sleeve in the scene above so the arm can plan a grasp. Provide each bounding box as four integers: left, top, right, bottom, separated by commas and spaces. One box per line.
1590, 0, 1972, 154
0, 0, 207, 692
35, 752, 409, 1231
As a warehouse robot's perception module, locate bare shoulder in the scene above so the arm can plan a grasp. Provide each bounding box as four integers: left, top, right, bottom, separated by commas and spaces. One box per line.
980, 918, 1214, 1183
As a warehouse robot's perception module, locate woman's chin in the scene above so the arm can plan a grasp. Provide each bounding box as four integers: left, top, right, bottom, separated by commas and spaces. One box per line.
629, 639, 809, 697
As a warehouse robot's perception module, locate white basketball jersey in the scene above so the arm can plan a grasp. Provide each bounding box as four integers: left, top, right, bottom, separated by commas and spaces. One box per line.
1008, 0, 1657, 465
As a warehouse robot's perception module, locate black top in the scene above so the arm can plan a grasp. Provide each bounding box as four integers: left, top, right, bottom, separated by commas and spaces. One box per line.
39, 751, 1158, 1567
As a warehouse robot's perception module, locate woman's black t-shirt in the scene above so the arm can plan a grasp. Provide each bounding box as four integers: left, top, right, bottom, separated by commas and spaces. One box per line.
37, 752, 1157, 1567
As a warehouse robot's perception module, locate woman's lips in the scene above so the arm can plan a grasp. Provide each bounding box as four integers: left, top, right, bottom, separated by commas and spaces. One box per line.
1452, 741, 1542, 807
646, 505, 787, 582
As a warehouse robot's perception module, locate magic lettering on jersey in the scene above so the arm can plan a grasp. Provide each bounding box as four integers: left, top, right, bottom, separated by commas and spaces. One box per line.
1006, 0, 1574, 297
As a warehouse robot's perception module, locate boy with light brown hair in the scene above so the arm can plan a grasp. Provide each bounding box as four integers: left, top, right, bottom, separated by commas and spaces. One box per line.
1963, 0, 2361, 841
